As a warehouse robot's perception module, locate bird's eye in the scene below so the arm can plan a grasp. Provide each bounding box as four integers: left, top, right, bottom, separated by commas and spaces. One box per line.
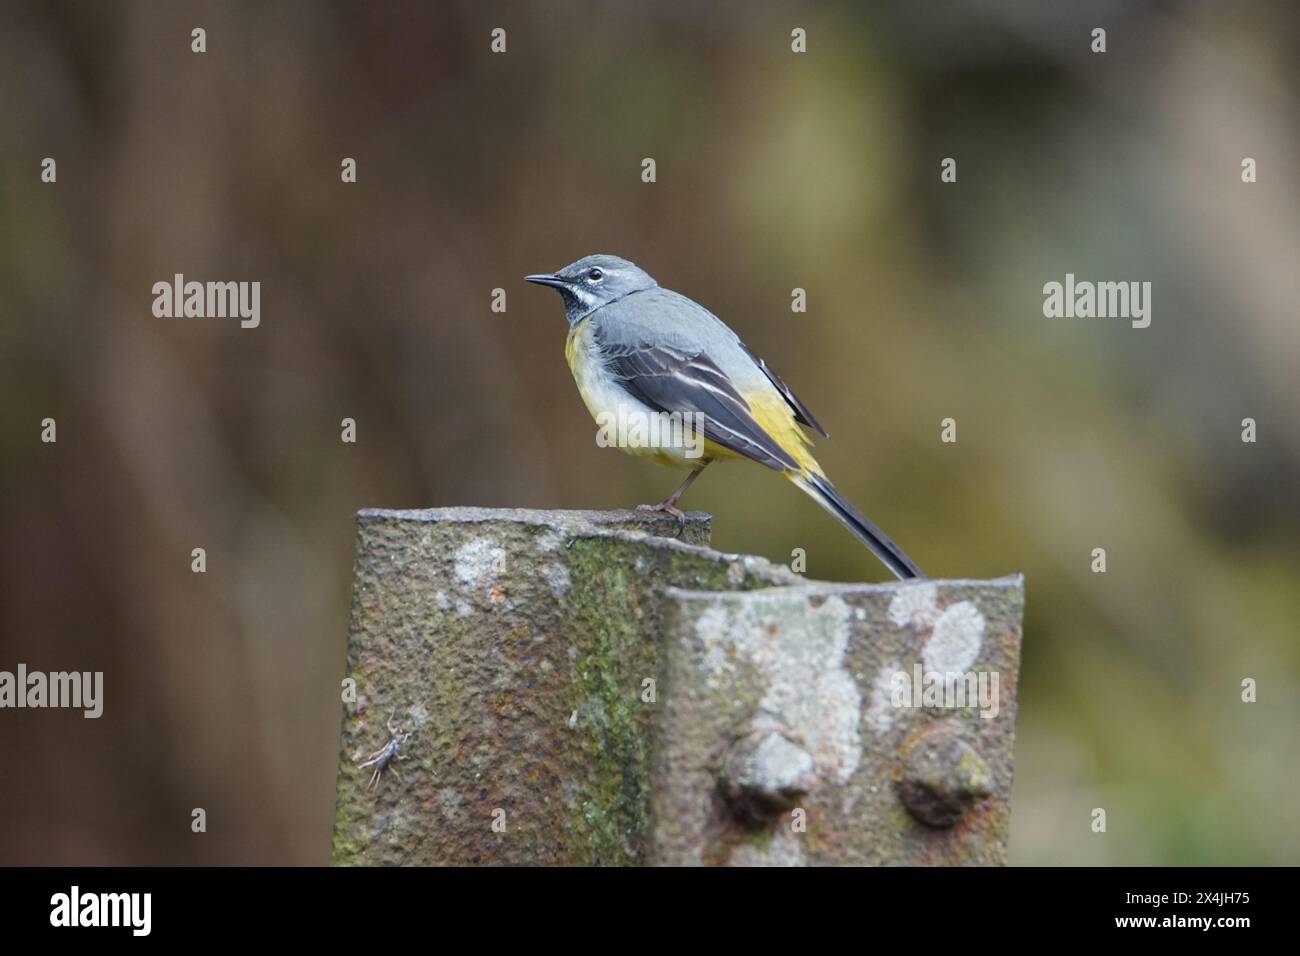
587, 268, 604, 282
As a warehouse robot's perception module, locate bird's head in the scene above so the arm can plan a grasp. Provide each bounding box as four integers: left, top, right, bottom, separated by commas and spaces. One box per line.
525, 254, 657, 324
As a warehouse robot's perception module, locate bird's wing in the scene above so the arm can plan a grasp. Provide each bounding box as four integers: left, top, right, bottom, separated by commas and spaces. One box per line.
595, 332, 801, 472
736, 341, 828, 438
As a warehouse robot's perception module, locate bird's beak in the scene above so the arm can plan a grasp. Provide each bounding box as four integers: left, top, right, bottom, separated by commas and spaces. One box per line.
524, 273, 569, 289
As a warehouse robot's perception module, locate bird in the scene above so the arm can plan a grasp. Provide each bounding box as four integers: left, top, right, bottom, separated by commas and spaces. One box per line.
525, 254, 924, 580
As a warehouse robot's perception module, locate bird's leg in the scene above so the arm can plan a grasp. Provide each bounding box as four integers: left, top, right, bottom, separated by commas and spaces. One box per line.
637, 463, 709, 536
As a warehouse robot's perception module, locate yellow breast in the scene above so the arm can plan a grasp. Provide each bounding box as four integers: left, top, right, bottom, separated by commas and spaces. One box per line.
565, 321, 700, 469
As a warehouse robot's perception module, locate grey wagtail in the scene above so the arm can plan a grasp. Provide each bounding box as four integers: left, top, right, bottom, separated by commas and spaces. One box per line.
525, 254, 924, 580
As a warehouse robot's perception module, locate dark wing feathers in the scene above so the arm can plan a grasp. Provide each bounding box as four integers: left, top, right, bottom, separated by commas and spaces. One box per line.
737, 341, 828, 438
598, 338, 800, 471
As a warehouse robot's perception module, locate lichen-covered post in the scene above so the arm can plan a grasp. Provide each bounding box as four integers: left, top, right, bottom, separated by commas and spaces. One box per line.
331, 507, 794, 865
331, 507, 1024, 866
651, 577, 1023, 865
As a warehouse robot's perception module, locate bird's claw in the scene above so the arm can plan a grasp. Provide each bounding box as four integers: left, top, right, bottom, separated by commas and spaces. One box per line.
636, 501, 687, 538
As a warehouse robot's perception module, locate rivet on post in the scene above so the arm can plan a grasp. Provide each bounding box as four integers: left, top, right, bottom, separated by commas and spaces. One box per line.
896, 720, 993, 828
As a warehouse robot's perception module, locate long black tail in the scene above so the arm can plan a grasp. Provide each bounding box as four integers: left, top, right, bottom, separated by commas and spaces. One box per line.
792, 471, 925, 580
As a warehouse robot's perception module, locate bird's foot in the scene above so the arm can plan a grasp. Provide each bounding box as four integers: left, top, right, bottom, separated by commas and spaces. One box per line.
636, 500, 687, 537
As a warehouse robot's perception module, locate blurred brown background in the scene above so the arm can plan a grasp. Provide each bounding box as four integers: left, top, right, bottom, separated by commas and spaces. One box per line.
1, 0, 1297, 865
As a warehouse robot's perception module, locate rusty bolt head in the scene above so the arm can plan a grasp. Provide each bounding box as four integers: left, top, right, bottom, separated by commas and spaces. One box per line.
896, 721, 993, 828
719, 731, 817, 818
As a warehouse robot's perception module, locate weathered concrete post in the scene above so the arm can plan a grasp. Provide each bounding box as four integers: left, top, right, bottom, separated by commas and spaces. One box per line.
332, 507, 1024, 866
